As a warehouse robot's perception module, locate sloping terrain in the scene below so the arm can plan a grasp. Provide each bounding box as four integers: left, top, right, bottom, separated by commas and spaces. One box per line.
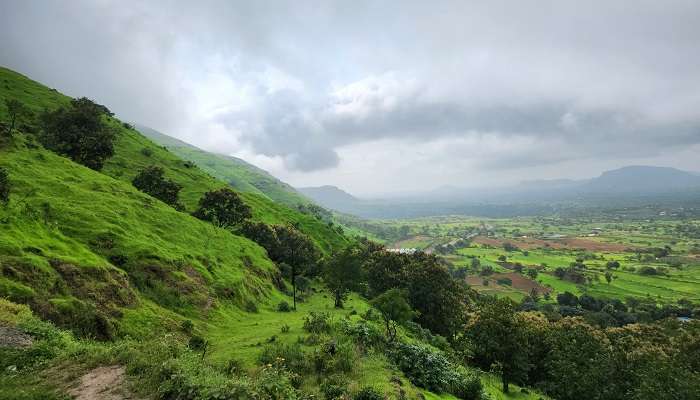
136, 123, 312, 207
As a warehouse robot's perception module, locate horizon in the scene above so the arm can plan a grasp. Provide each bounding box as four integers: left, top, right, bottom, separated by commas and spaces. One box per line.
2, 1, 700, 196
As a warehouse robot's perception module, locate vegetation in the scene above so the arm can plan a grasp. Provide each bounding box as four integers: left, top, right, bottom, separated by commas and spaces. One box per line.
193, 187, 251, 229
2, 65, 698, 400
39, 97, 116, 170
131, 165, 183, 208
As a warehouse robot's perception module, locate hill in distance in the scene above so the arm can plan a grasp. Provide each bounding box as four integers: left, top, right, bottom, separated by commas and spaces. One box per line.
302, 165, 700, 218
135, 124, 312, 207
297, 185, 360, 208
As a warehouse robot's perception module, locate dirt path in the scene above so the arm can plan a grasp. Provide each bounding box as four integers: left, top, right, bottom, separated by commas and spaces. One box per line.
68, 365, 137, 400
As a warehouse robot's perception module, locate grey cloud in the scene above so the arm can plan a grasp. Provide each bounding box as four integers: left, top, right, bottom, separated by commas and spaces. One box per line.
2, 0, 699, 189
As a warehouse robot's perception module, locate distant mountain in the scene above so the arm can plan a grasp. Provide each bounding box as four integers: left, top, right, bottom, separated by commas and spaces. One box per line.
297, 185, 360, 210
135, 124, 312, 207
581, 166, 700, 194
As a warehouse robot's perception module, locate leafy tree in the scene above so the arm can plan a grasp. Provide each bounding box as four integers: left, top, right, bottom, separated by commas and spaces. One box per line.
407, 254, 469, 338
324, 245, 364, 308
273, 225, 320, 310
606, 260, 621, 269
39, 97, 116, 170
605, 271, 614, 284
371, 289, 414, 342
132, 165, 182, 208
193, 188, 251, 229
4, 99, 30, 137
527, 268, 538, 279
465, 298, 529, 393
0, 167, 9, 205
556, 291, 579, 307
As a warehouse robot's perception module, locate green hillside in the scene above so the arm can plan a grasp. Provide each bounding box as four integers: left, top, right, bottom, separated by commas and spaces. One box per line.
1, 67, 498, 400
135, 123, 312, 207
0, 66, 348, 256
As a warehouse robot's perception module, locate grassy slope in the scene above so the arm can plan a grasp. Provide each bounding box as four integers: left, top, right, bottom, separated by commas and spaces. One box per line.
0, 66, 349, 256
135, 124, 312, 207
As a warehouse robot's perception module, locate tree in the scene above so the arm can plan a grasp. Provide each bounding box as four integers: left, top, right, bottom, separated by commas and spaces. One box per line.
324, 245, 364, 308
272, 225, 320, 310
606, 261, 621, 270
371, 289, 414, 342
556, 291, 579, 307
527, 268, 538, 279
193, 188, 251, 229
605, 271, 613, 284
132, 165, 182, 208
465, 298, 529, 393
39, 97, 116, 170
4, 99, 30, 137
406, 254, 469, 338
0, 167, 9, 205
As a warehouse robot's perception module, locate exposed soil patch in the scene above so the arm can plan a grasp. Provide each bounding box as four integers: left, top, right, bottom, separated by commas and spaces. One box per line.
466, 272, 551, 295
0, 324, 33, 348
472, 235, 634, 252
68, 365, 136, 400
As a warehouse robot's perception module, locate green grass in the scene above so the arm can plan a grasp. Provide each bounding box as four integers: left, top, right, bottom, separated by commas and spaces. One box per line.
136, 124, 312, 207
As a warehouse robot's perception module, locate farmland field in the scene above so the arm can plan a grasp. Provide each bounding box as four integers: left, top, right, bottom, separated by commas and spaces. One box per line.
378, 215, 700, 304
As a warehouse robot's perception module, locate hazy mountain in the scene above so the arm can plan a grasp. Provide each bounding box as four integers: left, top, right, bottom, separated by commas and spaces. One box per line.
297, 185, 359, 209
581, 166, 700, 193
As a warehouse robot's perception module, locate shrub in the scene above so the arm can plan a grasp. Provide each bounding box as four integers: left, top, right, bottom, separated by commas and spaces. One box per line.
497, 277, 513, 286
321, 375, 348, 399
140, 147, 153, 157
281, 324, 290, 333
303, 312, 332, 334
192, 188, 251, 229
180, 319, 194, 334
390, 342, 481, 398
132, 165, 182, 208
354, 386, 384, 400
244, 299, 258, 313
0, 167, 9, 205
277, 300, 292, 312
188, 335, 207, 351
259, 342, 309, 373
39, 97, 116, 170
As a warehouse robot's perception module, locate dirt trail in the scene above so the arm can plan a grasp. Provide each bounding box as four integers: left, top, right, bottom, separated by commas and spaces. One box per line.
68, 365, 137, 400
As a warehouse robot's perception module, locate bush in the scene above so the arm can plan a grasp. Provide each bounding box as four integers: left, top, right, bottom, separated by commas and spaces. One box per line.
39, 97, 116, 170
303, 312, 332, 334
259, 342, 309, 373
321, 375, 348, 399
180, 319, 194, 334
140, 147, 153, 157
0, 167, 9, 205
390, 342, 481, 398
244, 299, 258, 313
281, 324, 290, 333
188, 335, 207, 351
354, 387, 384, 400
277, 300, 292, 312
132, 165, 182, 208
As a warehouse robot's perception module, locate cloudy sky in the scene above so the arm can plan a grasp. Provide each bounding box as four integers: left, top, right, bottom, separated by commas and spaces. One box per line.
2, 1, 700, 196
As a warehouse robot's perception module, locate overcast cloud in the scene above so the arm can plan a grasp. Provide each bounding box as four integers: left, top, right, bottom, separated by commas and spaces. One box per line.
2, 0, 699, 196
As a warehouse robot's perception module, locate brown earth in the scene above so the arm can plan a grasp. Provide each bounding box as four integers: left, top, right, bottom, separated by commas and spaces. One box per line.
67, 365, 137, 400
466, 272, 551, 295
472, 235, 633, 252
0, 324, 33, 348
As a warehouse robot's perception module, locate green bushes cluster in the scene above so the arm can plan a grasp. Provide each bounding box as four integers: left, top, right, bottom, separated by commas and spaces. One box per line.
303, 311, 332, 334
390, 343, 482, 399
